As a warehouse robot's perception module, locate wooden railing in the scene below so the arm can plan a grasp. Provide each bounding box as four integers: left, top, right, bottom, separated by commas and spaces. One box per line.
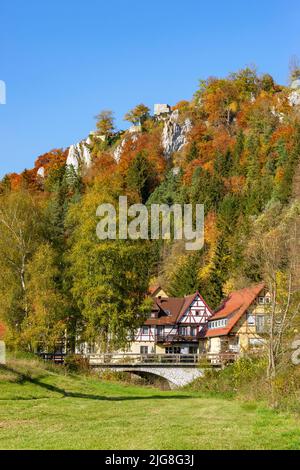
155, 334, 199, 343
39, 351, 262, 367
39, 353, 66, 364
85, 352, 239, 366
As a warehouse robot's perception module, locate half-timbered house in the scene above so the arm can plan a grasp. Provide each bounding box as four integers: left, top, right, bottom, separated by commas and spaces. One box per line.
131, 290, 213, 355
205, 283, 270, 354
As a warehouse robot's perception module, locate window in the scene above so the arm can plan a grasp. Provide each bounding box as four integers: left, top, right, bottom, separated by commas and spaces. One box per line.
265, 297, 271, 304
256, 315, 266, 334
195, 307, 205, 316
208, 319, 227, 329
166, 346, 181, 354
142, 326, 149, 335
140, 346, 148, 354
190, 327, 198, 337
157, 326, 164, 337
247, 312, 255, 326
178, 326, 187, 336
258, 296, 265, 304
87, 343, 95, 354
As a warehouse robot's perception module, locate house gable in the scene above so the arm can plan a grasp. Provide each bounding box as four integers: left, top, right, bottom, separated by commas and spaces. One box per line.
135, 290, 213, 343
178, 293, 213, 325
206, 283, 265, 338
149, 285, 168, 299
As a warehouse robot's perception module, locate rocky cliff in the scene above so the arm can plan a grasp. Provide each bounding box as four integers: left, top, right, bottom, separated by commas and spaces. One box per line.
161, 110, 192, 159
66, 136, 92, 170
289, 79, 300, 107
66, 105, 192, 171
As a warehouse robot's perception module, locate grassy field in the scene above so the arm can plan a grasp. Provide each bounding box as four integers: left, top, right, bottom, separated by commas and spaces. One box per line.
0, 357, 300, 450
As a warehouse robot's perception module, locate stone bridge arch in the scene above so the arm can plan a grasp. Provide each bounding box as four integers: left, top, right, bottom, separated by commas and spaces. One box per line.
97, 366, 204, 388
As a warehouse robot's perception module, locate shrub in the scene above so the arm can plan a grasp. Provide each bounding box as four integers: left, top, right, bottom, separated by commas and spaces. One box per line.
188, 356, 267, 398
64, 354, 90, 373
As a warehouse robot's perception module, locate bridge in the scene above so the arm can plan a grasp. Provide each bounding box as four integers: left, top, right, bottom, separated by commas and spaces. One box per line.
84, 352, 238, 388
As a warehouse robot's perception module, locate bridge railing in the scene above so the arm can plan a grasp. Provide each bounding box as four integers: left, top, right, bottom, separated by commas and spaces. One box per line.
155, 334, 199, 343
85, 352, 239, 366
39, 353, 66, 364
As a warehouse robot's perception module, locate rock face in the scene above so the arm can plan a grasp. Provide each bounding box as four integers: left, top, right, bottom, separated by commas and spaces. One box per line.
113, 131, 139, 162
67, 105, 193, 169
289, 79, 300, 107
66, 136, 92, 171
161, 109, 192, 158
113, 138, 126, 162
37, 166, 45, 178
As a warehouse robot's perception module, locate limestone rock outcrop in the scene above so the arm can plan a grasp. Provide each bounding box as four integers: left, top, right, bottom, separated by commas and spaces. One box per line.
113, 130, 139, 162
66, 136, 92, 170
289, 79, 300, 107
37, 166, 45, 178
66, 104, 192, 169
161, 110, 192, 159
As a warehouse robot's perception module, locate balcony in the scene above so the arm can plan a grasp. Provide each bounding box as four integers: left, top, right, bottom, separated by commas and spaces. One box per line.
155, 333, 199, 344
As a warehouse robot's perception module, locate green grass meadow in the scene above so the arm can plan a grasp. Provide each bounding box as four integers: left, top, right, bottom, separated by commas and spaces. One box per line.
0, 357, 300, 450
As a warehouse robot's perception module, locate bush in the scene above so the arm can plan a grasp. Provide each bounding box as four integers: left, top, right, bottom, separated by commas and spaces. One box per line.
64, 354, 90, 373
188, 356, 267, 398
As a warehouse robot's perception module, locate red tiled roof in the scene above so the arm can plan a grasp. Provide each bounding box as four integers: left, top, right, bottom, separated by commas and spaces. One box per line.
145, 291, 213, 326
205, 283, 265, 338
145, 297, 186, 325
148, 284, 161, 295
0, 323, 5, 340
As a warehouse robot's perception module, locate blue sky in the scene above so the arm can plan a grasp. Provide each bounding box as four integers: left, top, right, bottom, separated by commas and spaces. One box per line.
0, 0, 300, 177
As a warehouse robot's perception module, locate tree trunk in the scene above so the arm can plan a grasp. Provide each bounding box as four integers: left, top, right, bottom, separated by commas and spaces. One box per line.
20, 254, 29, 316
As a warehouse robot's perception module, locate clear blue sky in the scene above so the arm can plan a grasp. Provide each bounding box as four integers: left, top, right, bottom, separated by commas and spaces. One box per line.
0, 0, 299, 177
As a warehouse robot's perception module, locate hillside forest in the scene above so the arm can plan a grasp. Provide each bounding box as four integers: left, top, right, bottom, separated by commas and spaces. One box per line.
1, 66, 300, 359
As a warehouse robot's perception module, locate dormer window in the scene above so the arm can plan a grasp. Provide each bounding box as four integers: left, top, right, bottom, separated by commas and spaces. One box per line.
165, 310, 171, 316
208, 318, 227, 329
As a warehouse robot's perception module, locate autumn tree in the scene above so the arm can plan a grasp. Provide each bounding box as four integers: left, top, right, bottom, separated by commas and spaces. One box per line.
34, 148, 67, 181
289, 55, 300, 82
229, 66, 259, 99
44, 164, 82, 352
124, 104, 150, 126
21, 244, 67, 351
0, 191, 45, 346
66, 177, 155, 351
247, 202, 300, 391
95, 109, 115, 137
195, 77, 239, 129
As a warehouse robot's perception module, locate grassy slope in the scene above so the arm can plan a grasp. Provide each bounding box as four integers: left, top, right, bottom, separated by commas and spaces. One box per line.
0, 358, 300, 450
